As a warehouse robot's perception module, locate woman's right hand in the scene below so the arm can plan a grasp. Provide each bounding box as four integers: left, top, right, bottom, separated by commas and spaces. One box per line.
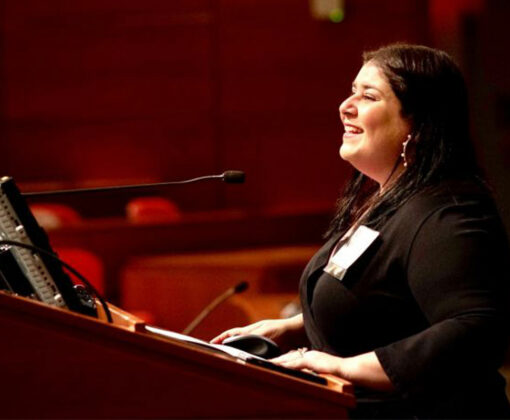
210, 314, 305, 352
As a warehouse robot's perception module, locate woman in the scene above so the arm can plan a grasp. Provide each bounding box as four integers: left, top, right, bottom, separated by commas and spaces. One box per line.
212, 44, 510, 418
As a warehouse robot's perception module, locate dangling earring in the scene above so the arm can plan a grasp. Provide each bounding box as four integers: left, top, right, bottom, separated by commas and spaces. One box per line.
401, 134, 412, 168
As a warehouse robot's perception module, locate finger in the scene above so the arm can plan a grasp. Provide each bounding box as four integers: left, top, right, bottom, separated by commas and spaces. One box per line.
210, 336, 224, 344
209, 320, 266, 344
270, 350, 303, 364
277, 357, 309, 370
278, 351, 333, 374
210, 333, 227, 344
210, 329, 241, 344
270, 354, 293, 364
210, 331, 236, 344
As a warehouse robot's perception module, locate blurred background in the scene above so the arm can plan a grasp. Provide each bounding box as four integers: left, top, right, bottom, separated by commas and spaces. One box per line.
1, 0, 509, 340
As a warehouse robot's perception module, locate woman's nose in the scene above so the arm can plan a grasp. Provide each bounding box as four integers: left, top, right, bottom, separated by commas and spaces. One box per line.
339, 96, 356, 119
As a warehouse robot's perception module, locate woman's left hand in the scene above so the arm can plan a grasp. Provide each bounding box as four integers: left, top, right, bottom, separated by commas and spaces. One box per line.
271, 348, 395, 391
270, 348, 344, 376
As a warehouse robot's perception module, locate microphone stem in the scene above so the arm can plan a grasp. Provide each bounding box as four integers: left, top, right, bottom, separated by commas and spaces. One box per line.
182, 288, 235, 336
22, 174, 225, 198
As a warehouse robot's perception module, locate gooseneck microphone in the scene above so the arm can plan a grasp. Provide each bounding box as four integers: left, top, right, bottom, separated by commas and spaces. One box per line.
182, 281, 249, 336
222, 170, 245, 184
22, 170, 245, 198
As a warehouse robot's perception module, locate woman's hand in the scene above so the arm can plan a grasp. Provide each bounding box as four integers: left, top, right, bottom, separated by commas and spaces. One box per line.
210, 314, 306, 351
271, 349, 344, 375
271, 349, 395, 391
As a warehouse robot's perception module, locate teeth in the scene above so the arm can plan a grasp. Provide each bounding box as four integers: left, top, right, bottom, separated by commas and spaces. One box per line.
345, 126, 362, 134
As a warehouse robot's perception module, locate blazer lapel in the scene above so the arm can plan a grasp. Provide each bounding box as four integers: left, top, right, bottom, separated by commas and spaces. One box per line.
306, 232, 342, 277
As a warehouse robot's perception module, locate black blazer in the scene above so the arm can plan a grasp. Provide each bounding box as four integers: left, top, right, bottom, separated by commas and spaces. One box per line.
299, 179, 510, 418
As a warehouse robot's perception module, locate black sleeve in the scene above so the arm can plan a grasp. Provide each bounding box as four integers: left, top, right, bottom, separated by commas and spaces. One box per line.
374, 203, 510, 397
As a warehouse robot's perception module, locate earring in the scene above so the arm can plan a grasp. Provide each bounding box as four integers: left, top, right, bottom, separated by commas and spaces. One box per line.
401, 134, 412, 168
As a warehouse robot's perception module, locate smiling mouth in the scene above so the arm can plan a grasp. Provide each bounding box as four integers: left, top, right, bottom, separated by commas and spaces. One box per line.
343, 125, 364, 136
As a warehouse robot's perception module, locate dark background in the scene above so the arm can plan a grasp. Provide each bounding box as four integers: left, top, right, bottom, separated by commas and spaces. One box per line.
3, 0, 508, 226
3, 1, 510, 389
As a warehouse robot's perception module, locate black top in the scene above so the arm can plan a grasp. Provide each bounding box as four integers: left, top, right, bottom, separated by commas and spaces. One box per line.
299, 179, 510, 418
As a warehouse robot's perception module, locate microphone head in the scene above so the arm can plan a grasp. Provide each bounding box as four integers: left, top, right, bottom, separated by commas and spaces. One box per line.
234, 281, 249, 294
222, 170, 245, 184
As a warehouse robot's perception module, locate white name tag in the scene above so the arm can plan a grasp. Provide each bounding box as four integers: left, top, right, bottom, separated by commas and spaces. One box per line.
324, 225, 380, 281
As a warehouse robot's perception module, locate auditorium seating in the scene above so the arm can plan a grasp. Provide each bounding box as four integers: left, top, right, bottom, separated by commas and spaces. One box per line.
55, 247, 105, 295
126, 197, 182, 224
119, 245, 319, 339
30, 203, 82, 229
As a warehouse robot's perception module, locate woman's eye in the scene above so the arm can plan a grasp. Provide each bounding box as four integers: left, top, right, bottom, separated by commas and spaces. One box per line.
363, 94, 375, 101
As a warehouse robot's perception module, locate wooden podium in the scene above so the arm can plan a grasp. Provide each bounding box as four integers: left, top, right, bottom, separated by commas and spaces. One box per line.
0, 292, 355, 418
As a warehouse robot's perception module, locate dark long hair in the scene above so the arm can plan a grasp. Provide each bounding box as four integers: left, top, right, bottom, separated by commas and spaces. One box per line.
326, 43, 481, 238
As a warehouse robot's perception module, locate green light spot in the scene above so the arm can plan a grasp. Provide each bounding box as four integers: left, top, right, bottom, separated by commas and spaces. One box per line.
329, 8, 344, 23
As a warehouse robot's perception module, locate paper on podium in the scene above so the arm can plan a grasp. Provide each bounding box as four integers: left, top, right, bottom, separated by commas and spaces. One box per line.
145, 325, 265, 361
144, 325, 328, 386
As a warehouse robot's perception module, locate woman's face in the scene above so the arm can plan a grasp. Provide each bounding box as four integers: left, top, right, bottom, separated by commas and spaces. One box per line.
339, 61, 411, 185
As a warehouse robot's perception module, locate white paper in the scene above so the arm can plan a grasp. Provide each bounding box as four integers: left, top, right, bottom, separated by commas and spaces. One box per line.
145, 325, 265, 361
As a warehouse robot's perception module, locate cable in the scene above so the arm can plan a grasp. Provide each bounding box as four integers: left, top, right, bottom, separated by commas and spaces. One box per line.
0, 239, 113, 323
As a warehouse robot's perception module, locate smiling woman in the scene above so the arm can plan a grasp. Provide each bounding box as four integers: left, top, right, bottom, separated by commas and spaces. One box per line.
339, 62, 411, 187
212, 44, 510, 419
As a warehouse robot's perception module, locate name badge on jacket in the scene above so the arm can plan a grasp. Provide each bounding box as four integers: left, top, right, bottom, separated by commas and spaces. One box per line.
324, 225, 380, 281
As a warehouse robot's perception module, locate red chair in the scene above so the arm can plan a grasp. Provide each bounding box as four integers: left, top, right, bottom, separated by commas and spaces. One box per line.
28, 204, 105, 297
126, 197, 182, 224
30, 203, 81, 230
55, 248, 105, 295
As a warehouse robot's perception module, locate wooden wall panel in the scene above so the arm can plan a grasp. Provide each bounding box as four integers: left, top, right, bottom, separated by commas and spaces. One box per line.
2, 1, 217, 207
0, 0, 430, 216
219, 0, 430, 211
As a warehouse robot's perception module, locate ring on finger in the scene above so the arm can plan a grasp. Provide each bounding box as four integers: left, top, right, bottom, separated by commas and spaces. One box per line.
297, 347, 308, 357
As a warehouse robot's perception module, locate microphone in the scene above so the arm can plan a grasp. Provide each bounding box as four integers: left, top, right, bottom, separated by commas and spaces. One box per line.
182, 281, 249, 336
222, 170, 245, 184
22, 170, 246, 198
